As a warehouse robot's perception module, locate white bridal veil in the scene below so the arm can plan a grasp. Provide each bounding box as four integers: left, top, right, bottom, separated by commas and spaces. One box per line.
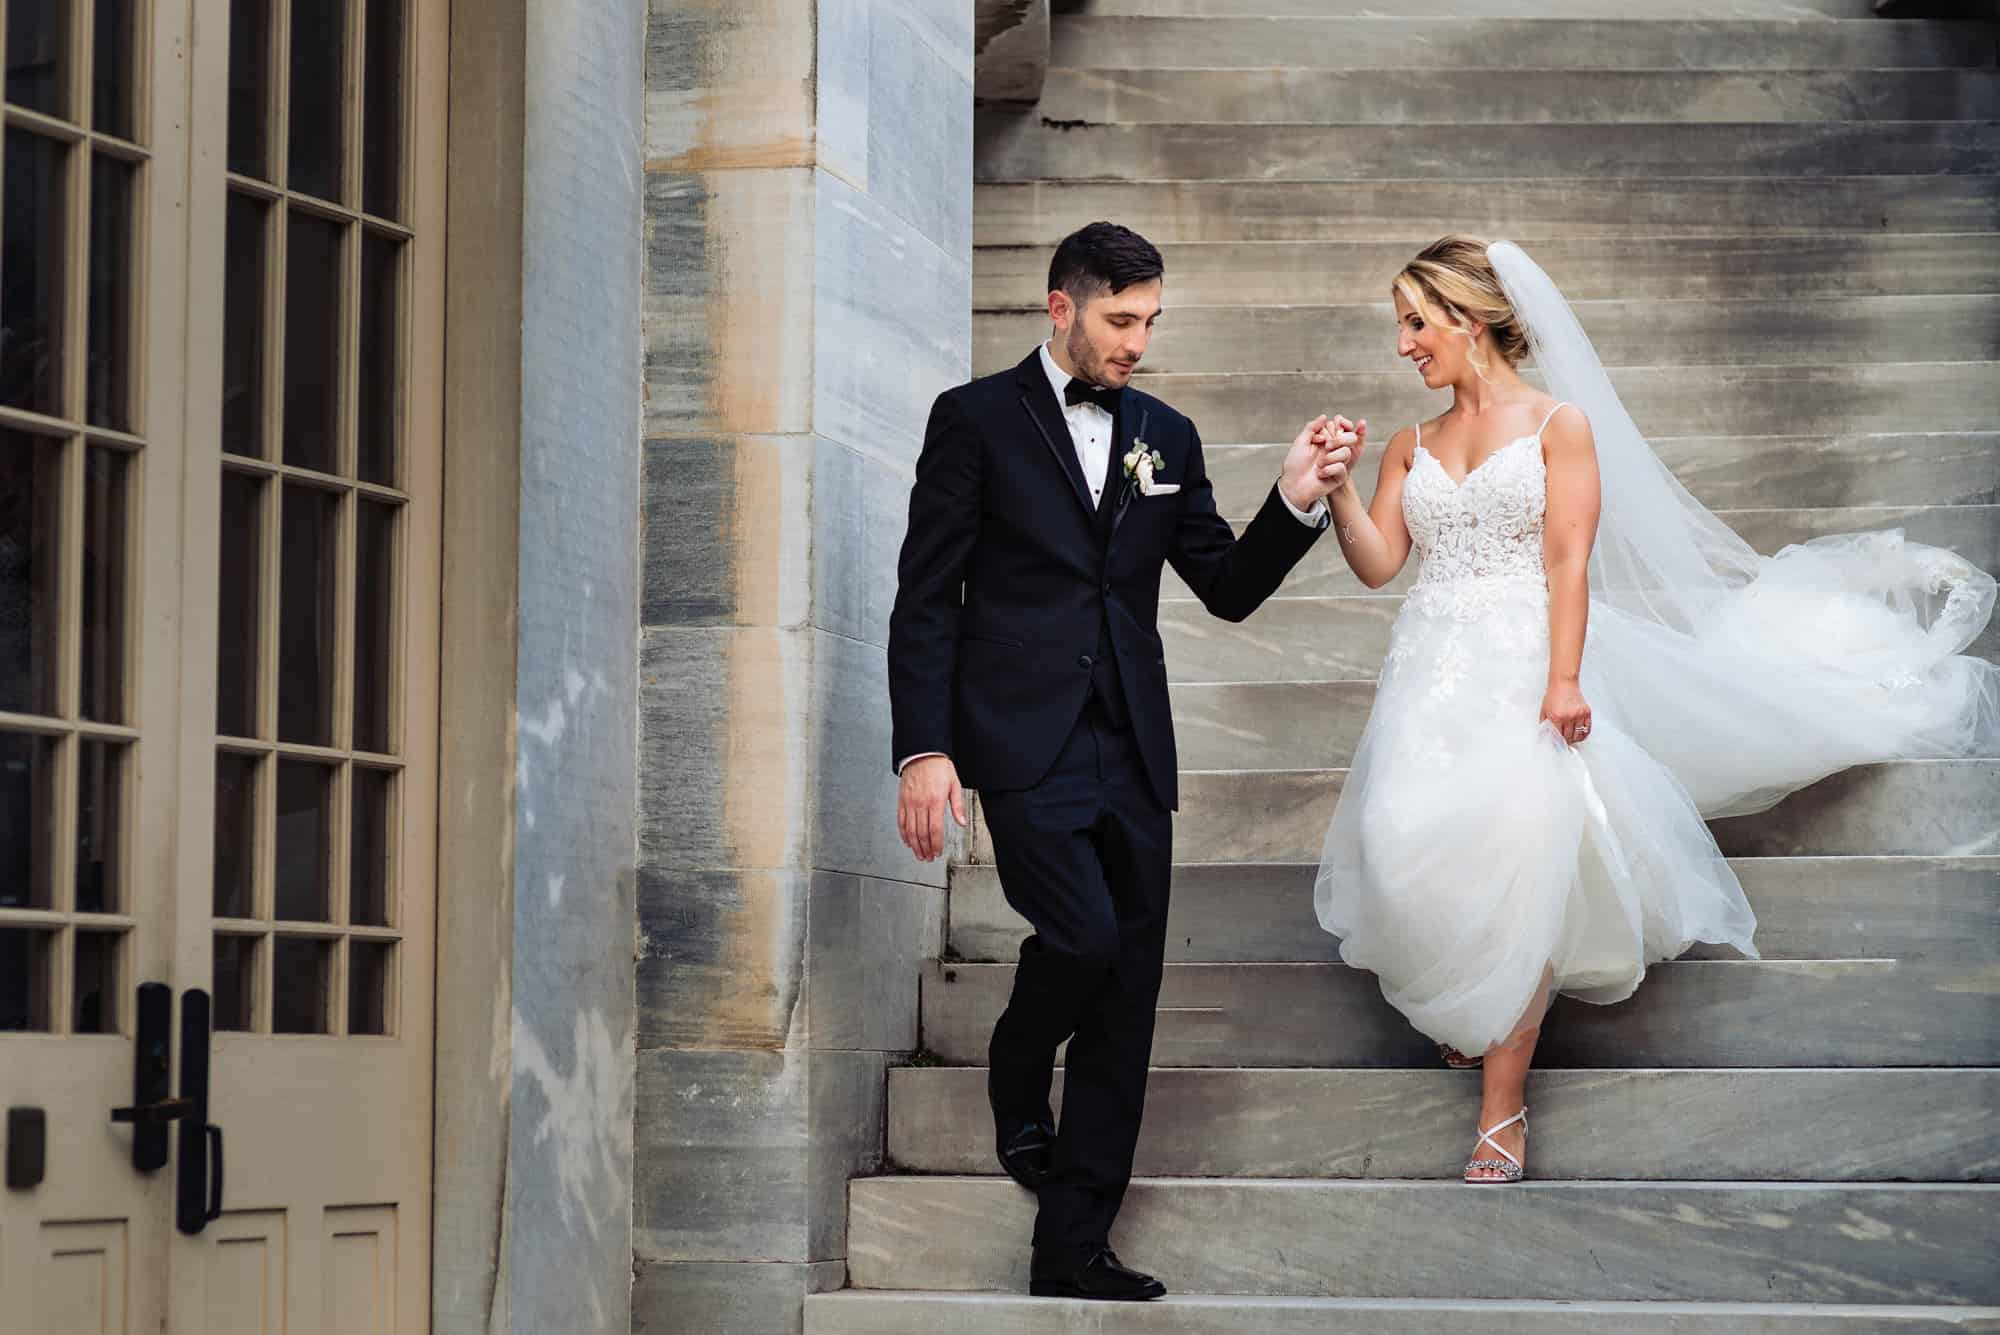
1486, 240, 2000, 817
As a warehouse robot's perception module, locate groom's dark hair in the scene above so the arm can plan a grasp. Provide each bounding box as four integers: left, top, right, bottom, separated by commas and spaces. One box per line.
1048, 222, 1164, 305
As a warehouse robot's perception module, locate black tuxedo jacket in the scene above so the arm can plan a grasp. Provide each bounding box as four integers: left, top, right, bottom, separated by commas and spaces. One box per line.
888, 348, 1325, 810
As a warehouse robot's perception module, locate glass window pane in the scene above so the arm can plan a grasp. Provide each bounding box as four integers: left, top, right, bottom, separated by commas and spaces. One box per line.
213, 749, 257, 918
72, 928, 119, 1032
278, 483, 338, 745
81, 446, 129, 723
286, 0, 346, 202
86, 154, 136, 431
74, 737, 123, 913
354, 499, 393, 752
223, 192, 269, 458
213, 933, 258, 1030
347, 938, 390, 1035
218, 471, 263, 737
0, 731, 58, 909
2, 130, 69, 416
273, 758, 331, 922
357, 232, 399, 485
227, 0, 273, 177
0, 433, 63, 715
91, 0, 135, 139
361, 0, 402, 220
7, 0, 71, 119
282, 212, 343, 473
0, 927, 55, 1030
271, 934, 330, 1033
349, 764, 389, 926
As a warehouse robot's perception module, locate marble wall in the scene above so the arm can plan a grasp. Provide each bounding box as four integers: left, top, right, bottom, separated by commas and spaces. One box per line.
635, 2, 974, 1330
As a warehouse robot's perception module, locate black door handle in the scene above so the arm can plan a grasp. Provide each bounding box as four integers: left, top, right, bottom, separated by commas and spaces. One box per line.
115, 982, 175, 1171
176, 989, 221, 1233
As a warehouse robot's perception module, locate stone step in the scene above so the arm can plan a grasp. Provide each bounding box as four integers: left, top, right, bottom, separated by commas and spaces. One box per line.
1161, 502, 2000, 601
1048, 18, 2000, 71
963, 761, 2000, 864
1037, 68, 2000, 126
974, 118, 1999, 185
846, 1176, 2000, 1302
974, 235, 2000, 308
1119, 363, 1999, 443
808, 1294, 2000, 1335
976, 295, 2000, 375
919, 958, 2000, 1068
973, 178, 2000, 245
1192, 437, 2000, 521
1153, 568, 2000, 687
885, 1067, 2000, 1181
944, 857, 2000, 963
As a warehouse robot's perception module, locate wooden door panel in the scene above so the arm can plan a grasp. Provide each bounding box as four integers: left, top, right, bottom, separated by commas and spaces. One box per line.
38, 1221, 129, 1335
204, 1212, 287, 1335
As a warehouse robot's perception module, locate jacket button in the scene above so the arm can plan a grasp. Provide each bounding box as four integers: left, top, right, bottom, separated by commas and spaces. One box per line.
1078, 654, 1094, 669
1102, 582, 1112, 595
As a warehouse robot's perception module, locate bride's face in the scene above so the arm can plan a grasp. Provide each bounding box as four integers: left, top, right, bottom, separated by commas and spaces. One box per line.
1394, 290, 1466, 390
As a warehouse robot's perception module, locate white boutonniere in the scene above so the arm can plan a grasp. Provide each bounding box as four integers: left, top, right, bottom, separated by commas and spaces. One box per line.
1122, 439, 1180, 497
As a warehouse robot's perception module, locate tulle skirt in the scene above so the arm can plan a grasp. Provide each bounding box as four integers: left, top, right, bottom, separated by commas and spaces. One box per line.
1312, 530, 1998, 1055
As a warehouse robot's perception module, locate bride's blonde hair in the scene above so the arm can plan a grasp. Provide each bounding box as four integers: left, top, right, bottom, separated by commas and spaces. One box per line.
1393, 236, 1531, 381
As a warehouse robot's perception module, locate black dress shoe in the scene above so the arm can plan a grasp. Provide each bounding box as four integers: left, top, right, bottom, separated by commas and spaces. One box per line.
1028, 1247, 1167, 1301
994, 1115, 1055, 1191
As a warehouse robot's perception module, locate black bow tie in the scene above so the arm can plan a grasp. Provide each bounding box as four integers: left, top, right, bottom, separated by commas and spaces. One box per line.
1063, 379, 1121, 414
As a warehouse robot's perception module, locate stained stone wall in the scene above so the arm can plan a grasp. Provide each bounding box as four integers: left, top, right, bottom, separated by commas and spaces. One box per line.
634, 2, 974, 1330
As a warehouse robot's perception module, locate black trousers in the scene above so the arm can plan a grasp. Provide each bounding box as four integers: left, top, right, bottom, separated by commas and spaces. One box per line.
979, 698, 1172, 1254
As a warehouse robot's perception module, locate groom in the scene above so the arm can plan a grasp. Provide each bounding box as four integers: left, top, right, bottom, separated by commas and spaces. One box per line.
887, 222, 1355, 1300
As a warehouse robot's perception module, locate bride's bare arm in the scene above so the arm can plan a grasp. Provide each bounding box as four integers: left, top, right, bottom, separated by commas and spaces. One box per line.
1327, 425, 1416, 589
1540, 404, 1601, 741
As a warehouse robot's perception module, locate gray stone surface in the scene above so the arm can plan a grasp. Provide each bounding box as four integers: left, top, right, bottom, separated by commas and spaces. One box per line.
973, 178, 2000, 245
847, 1176, 2000, 1302
920, 958, 2000, 1067
945, 857, 2000, 964
808, 1294, 2000, 1334
1049, 17, 2000, 71
976, 236, 2000, 309
1128, 362, 2000, 445
1080, 0, 1897, 12
1169, 681, 1376, 770
1138, 762, 2000, 864
975, 0, 1050, 103
1036, 67, 2000, 125
807, 872, 945, 1053
633, 1047, 887, 1262
886, 1067, 2000, 1180
637, 1261, 845, 1335
975, 118, 1999, 185
977, 295, 2000, 376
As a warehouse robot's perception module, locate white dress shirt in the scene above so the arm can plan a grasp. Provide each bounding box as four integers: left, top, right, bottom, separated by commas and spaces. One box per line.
897, 343, 1327, 775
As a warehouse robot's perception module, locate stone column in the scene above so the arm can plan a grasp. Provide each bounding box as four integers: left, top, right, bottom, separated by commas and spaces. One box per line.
634, 2, 973, 1330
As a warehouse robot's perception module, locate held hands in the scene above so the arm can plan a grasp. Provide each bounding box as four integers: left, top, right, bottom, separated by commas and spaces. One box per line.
1541, 679, 1593, 747
1280, 415, 1367, 511
897, 755, 966, 862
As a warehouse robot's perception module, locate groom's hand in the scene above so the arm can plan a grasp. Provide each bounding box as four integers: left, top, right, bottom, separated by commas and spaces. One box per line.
1280, 415, 1360, 510
898, 755, 966, 862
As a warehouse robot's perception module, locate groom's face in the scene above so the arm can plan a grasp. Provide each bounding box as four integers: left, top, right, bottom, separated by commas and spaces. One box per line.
1052, 278, 1162, 390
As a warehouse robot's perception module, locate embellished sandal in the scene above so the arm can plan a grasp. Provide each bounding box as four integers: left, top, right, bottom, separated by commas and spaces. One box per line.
1463, 1107, 1528, 1184
1438, 1043, 1483, 1070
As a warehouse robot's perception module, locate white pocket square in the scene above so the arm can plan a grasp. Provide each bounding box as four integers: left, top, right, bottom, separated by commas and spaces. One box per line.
1140, 482, 1180, 497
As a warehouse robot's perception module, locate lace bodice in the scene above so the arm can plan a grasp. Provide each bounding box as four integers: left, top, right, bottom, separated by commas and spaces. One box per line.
1402, 412, 1562, 618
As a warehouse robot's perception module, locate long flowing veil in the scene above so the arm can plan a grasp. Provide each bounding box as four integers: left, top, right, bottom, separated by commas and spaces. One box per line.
1486, 240, 1999, 817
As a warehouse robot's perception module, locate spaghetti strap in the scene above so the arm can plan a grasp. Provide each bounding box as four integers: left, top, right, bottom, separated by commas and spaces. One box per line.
1414, 420, 1423, 447
1535, 401, 1569, 438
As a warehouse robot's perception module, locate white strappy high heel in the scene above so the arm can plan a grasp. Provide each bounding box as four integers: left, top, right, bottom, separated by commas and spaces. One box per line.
1463, 1107, 1527, 1184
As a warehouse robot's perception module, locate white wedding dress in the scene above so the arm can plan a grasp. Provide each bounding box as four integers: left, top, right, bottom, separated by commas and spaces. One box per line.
1312, 251, 1999, 1055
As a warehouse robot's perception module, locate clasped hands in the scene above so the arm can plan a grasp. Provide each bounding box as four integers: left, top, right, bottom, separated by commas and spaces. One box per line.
1279, 414, 1366, 513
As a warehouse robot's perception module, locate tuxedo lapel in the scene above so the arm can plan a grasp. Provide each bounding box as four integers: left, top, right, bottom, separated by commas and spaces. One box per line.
1014, 351, 1096, 519
1110, 395, 1147, 536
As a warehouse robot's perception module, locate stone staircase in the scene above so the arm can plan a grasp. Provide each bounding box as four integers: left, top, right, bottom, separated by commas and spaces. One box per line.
810, 2, 2000, 1329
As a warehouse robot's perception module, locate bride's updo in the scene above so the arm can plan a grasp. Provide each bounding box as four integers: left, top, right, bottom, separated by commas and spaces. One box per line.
1393, 235, 1532, 371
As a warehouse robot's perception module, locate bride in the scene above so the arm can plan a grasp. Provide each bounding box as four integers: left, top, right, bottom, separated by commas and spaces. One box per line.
1311, 236, 1998, 1184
